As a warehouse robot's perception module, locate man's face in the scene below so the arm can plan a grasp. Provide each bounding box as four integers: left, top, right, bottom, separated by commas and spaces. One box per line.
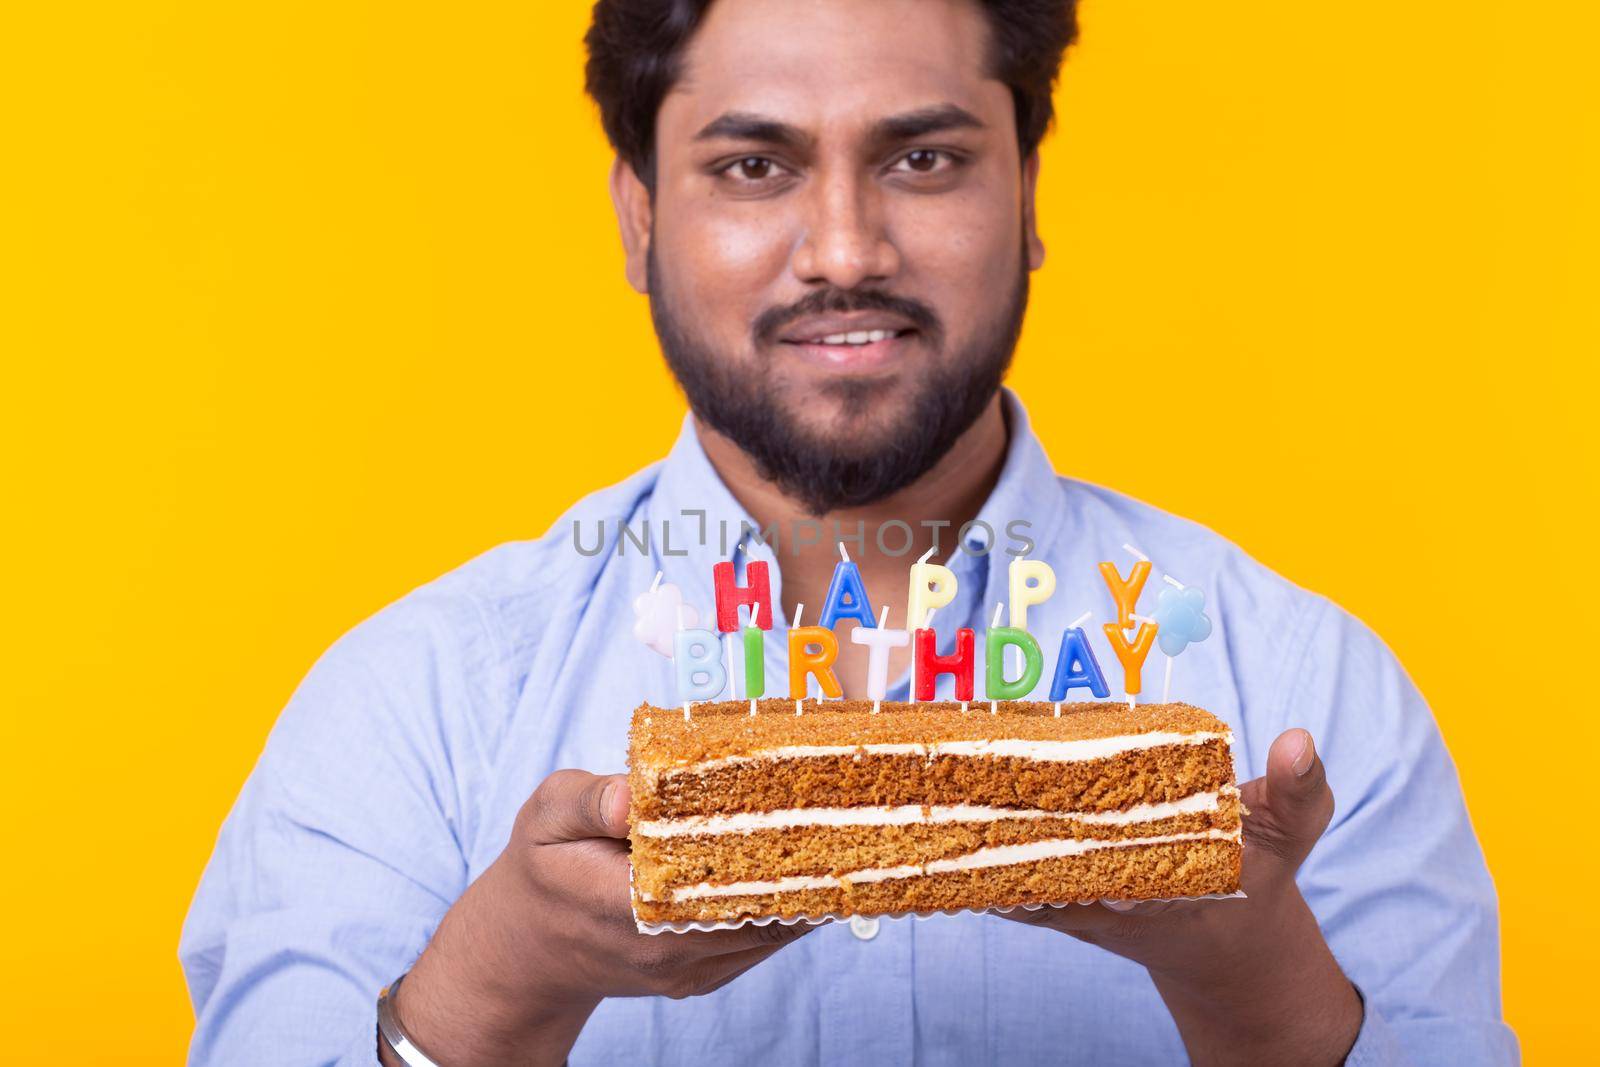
620, 0, 1045, 513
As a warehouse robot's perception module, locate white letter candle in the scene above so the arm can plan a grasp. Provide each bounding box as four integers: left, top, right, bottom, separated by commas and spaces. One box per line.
851, 604, 909, 711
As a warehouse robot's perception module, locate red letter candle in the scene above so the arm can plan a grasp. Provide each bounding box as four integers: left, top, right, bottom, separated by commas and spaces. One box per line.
914, 627, 976, 701
714, 560, 773, 634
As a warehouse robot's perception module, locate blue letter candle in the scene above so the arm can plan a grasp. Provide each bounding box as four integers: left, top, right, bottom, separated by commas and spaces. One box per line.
1049, 626, 1110, 701
819, 555, 876, 631
674, 627, 727, 708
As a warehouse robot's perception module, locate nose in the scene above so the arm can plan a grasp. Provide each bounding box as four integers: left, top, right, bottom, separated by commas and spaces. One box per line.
789, 167, 901, 289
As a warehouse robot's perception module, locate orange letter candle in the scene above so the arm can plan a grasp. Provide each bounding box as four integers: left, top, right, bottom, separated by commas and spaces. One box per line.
789, 626, 843, 700
1103, 621, 1159, 696
1098, 560, 1152, 628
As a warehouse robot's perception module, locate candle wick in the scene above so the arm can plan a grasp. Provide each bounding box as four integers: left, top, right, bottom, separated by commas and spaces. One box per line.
650, 570, 663, 593
1122, 543, 1149, 563
991, 602, 1004, 629
838, 542, 850, 563
917, 546, 936, 565
1162, 574, 1185, 590
1069, 611, 1093, 630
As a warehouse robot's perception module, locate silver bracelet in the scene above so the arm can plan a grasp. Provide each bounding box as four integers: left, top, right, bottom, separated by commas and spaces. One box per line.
377, 972, 442, 1067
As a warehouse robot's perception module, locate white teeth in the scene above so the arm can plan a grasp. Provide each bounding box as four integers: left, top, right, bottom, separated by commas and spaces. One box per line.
810, 329, 898, 345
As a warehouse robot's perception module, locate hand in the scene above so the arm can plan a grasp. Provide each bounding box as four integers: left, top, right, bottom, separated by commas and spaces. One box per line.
385, 769, 810, 1066
1004, 729, 1363, 1066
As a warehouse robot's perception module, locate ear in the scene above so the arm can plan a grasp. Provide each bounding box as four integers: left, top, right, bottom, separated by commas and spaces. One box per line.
1022, 151, 1045, 271
609, 156, 654, 293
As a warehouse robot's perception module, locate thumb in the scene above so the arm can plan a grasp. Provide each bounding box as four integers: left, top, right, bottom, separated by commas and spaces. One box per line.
1239, 729, 1334, 876
523, 769, 631, 845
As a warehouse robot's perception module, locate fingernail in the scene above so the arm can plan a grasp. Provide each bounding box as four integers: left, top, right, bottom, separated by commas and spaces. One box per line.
1291, 732, 1315, 777
601, 781, 621, 825
1103, 899, 1138, 913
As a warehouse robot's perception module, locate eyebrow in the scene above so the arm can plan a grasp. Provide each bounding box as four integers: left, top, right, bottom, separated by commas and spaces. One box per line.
693, 103, 986, 151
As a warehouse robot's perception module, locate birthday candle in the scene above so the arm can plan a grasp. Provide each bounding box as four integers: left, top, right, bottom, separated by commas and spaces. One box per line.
1049, 612, 1110, 701
1103, 620, 1159, 699
789, 603, 843, 701
986, 601, 1044, 701
913, 626, 975, 701
819, 543, 877, 630
1098, 558, 1152, 629
674, 625, 727, 712
907, 547, 957, 633
713, 559, 773, 633
1007, 559, 1056, 630
742, 602, 766, 700
1151, 578, 1212, 703
851, 604, 908, 709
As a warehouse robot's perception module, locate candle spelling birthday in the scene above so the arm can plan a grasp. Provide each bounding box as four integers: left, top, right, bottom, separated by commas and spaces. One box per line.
631, 543, 1210, 721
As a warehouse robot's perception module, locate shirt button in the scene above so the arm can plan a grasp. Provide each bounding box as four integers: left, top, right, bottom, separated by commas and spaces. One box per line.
849, 915, 880, 941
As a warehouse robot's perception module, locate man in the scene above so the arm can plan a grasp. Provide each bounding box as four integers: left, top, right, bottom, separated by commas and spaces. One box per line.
181, 1, 1517, 1063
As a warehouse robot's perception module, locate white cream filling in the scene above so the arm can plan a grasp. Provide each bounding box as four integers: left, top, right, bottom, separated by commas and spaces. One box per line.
637, 787, 1238, 838
661, 730, 1232, 777
648, 828, 1242, 902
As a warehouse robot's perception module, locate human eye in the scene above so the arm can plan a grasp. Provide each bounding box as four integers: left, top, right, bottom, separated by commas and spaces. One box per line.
714, 155, 794, 189
886, 148, 966, 182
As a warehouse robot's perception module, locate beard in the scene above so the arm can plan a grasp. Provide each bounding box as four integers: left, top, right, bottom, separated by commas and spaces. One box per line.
647, 242, 1029, 516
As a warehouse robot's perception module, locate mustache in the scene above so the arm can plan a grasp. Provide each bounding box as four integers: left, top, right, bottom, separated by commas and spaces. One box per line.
751, 288, 944, 349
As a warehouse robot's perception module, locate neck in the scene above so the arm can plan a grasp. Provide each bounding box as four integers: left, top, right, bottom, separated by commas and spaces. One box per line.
695, 394, 1009, 646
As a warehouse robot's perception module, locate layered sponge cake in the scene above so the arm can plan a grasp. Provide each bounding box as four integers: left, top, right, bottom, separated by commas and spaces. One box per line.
628, 699, 1242, 930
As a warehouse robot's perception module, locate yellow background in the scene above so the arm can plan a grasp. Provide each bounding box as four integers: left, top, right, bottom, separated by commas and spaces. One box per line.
4, 1, 1595, 1061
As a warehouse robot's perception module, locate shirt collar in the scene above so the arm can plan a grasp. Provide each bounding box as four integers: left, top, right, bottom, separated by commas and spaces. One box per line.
643, 387, 1067, 629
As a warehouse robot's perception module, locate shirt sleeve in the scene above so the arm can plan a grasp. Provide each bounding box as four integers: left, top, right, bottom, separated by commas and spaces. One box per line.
179, 589, 509, 1066
1280, 601, 1519, 1065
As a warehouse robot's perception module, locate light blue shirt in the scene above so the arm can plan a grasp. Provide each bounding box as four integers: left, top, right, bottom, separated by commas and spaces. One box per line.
181, 392, 1516, 1065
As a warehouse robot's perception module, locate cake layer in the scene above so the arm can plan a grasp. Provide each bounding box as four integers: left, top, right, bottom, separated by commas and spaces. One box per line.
630, 699, 1234, 821
645, 741, 1232, 819
632, 791, 1241, 897
632, 837, 1242, 925
632, 699, 1231, 767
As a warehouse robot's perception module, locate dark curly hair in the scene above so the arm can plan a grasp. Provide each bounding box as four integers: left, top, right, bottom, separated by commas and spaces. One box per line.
584, 0, 1079, 189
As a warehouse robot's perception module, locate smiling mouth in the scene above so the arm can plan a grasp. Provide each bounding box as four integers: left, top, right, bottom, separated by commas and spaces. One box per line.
777, 328, 917, 372
787, 328, 911, 346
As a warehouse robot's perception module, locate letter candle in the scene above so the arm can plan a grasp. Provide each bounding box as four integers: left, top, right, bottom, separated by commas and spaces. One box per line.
851, 604, 909, 713
1050, 610, 1109, 715
986, 601, 1044, 711
1104, 615, 1159, 707
713, 558, 773, 634
914, 625, 975, 702
789, 603, 843, 711
743, 601, 766, 715
819, 543, 876, 630
1098, 555, 1152, 629
907, 547, 957, 641
1008, 558, 1055, 681
673, 606, 726, 721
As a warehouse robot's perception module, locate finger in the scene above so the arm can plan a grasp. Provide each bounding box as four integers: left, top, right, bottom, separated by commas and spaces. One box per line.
692, 943, 795, 995
1001, 900, 1137, 933
524, 769, 631, 845
674, 917, 816, 956
1242, 729, 1334, 875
